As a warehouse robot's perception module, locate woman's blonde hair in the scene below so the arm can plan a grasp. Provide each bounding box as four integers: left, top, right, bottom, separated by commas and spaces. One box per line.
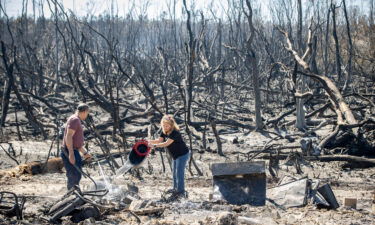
161, 114, 180, 134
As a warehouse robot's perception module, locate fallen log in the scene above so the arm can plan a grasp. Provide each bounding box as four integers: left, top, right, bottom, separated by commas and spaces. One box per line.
344, 92, 375, 109
93, 109, 154, 131
266, 108, 295, 126
229, 145, 300, 156
258, 154, 375, 168
318, 118, 375, 150
307, 155, 375, 168
19, 92, 62, 114
132, 207, 165, 216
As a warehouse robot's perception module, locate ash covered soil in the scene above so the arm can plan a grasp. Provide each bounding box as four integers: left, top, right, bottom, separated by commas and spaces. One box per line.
1, 130, 375, 225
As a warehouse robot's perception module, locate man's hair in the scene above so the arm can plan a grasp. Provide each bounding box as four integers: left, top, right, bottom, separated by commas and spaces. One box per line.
77, 103, 89, 112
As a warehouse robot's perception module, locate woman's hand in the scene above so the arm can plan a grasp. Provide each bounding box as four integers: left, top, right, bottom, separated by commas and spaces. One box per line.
148, 142, 156, 148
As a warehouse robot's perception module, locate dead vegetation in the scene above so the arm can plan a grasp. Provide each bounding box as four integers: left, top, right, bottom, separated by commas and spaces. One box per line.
0, 0, 374, 224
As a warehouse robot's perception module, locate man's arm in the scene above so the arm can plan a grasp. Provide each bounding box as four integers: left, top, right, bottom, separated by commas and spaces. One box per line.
65, 128, 76, 165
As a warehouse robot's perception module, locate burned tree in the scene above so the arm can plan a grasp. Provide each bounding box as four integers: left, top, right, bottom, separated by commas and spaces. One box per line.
279, 22, 374, 155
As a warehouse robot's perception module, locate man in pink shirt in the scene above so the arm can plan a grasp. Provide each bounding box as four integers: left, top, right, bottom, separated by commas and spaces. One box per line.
62, 103, 92, 190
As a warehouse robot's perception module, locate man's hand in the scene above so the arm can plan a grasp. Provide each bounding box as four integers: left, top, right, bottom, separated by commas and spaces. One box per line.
83, 153, 92, 161
69, 153, 76, 165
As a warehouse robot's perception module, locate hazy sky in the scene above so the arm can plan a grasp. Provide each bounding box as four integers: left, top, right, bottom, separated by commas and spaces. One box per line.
1, 0, 277, 20
1, 0, 369, 20
0, 0, 226, 18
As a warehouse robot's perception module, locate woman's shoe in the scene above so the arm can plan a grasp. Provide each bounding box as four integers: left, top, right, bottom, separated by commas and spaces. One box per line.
164, 188, 176, 194
176, 191, 188, 199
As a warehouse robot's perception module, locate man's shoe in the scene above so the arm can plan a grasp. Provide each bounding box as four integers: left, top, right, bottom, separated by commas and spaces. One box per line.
165, 191, 182, 203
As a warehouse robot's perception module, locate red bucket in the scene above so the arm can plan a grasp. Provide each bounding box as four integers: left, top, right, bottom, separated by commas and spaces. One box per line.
132, 140, 151, 157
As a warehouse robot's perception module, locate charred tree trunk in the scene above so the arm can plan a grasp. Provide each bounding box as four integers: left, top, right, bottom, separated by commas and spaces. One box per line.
295, 0, 306, 130
342, 0, 353, 91
183, 0, 195, 125
324, 5, 331, 75
14, 107, 22, 141
297, 0, 303, 51
371, 0, 374, 26
157, 47, 170, 114
108, 80, 120, 140
331, 2, 342, 83
54, 0, 60, 96
250, 52, 263, 130
310, 35, 319, 74
182, 0, 202, 176
1, 79, 12, 127
217, 19, 225, 99
209, 117, 223, 156
244, 0, 263, 130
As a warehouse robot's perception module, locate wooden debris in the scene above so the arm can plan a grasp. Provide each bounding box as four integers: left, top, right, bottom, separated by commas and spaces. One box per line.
128, 200, 149, 211
343, 198, 357, 209
132, 207, 165, 216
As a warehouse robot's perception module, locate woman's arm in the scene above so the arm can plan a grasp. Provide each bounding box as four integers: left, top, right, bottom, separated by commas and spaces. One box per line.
148, 137, 164, 144
153, 139, 174, 148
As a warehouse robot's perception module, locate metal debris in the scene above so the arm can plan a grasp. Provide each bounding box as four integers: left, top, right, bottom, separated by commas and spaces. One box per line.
0, 191, 25, 220
211, 161, 266, 206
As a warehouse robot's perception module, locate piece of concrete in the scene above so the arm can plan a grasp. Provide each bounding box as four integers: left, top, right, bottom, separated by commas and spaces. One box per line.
343, 198, 357, 209
211, 161, 266, 206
